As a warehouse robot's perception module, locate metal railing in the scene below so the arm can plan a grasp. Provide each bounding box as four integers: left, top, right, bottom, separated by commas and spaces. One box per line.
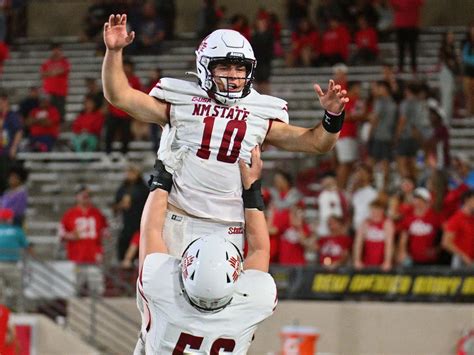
0, 249, 140, 354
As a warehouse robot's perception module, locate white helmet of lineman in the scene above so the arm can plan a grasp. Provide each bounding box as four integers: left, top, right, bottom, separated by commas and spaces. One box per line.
195, 29, 257, 105
180, 235, 243, 313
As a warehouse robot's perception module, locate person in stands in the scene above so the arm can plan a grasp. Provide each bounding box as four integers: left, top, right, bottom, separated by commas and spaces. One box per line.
353, 199, 395, 271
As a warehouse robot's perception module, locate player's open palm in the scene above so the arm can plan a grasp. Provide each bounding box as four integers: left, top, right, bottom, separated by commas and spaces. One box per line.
314, 80, 349, 114
103, 14, 135, 51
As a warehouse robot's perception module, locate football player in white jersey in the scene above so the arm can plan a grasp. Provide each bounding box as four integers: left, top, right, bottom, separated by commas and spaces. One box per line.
103, 14, 349, 256
135, 146, 277, 354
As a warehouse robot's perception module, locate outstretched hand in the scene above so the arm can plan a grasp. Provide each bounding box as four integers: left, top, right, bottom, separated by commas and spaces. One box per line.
314, 80, 349, 114
103, 14, 135, 51
239, 146, 263, 190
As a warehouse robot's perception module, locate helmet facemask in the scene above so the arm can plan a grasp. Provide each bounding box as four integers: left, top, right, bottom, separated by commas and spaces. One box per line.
207, 56, 256, 104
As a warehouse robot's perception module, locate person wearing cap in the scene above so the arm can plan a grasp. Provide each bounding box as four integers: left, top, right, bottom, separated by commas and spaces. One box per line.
0, 166, 28, 227
442, 190, 474, 268
40, 43, 70, 121
397, 187, 441, 266
25, 93, 60, 152
0, 93, 22, 194
59, 186, 109, 294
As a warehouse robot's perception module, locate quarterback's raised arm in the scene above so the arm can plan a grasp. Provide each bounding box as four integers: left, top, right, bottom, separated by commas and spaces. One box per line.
102, 14, 169, 126
139, 160, 173, 270
239, 146, 270, 272
265, 80, 349, 153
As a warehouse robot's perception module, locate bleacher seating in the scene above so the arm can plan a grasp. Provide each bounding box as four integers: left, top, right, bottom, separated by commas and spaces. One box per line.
4, 26, 472, 258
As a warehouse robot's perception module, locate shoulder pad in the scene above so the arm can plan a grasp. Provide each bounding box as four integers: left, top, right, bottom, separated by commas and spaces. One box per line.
149, 78, 207, 104
240, 91, 289, 124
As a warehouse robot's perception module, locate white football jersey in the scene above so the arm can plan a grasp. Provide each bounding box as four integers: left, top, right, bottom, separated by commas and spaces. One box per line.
150, 78, 289, 223
139, 253, 277, 354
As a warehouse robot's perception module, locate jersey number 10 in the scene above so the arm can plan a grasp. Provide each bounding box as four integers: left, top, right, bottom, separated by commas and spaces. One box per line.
173, 332, 235, 354
196, 116, 247, 163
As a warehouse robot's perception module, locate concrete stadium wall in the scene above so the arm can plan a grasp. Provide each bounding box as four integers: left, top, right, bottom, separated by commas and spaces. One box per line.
96, 298, 474, 355
11, 313, 99, 355
27, 0, 474, 38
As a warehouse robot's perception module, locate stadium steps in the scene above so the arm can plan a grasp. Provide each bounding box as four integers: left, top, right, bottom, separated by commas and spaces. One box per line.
7, 26, 472, 255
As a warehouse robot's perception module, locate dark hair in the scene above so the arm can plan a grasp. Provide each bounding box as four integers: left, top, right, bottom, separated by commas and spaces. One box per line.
348, 81, 361, 90
50, 43, 62, 50
84, 94, 98, 109
462, 189, 474, 204
370, 199, 386, 210
123, 58, 134, 68
75, 184, 89, 194
274, 169, 293, 186
406, 82, 421, 95
8, 165, 28, 183
328, 214, 345, 225
376, 80, 391, 92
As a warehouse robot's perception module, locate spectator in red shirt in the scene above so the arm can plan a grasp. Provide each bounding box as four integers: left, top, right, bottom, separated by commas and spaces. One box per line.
335, 81, 364, 189
353, 199, 395, 270
442, 190, 474, 268
388, 176, 416, 232
71, 94, 105, 152
59, 185, 108, 264
278, 203, 311, 265
390, 0, 424, 73
40, 43, 70, 121
59, 185, 109, 294
397, 187, 440, 266
286, 17, 319, 67
0, 41, 9, 75
230, 14, 251, 40
319, 18, 350, 65
269, 170, 302, 234
105, 58, 142, 155
350, 16, 379, 65
25, 94, 60, 152
315, 215, 352, 269
0, 304, 19, 355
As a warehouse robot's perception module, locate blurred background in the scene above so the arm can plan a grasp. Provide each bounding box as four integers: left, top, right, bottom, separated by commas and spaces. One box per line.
0, 0, 473, 354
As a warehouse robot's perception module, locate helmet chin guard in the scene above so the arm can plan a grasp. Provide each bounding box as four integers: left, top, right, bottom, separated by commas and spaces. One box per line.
195, 29, 257, 105
179, 236, 243, 313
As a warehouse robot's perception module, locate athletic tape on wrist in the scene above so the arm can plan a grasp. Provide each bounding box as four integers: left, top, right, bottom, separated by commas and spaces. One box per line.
148, 159, 173, 192
322, 110, 345, 133
242, 179, 264, 211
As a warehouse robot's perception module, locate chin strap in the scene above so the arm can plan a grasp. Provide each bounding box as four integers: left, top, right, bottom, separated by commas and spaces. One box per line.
185, 71, 200, 79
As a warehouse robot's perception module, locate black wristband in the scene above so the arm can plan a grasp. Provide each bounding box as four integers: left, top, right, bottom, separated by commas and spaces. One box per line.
322, 110, 345, 133
242, 179, 264, 211
148, 159, 173, 192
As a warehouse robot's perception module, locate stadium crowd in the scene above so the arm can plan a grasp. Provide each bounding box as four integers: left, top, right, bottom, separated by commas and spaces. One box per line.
0, 0, 473, 295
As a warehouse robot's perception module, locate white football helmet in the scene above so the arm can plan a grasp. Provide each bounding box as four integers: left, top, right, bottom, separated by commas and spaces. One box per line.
195, 29, 257, 105
180, 235, 243, 313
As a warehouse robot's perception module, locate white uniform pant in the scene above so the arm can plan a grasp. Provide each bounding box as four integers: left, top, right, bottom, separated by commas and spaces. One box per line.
163, 210, 244, 257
